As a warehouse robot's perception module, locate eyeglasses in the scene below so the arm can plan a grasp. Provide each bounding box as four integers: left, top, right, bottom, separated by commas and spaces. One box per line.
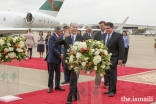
105, 28, 111, 29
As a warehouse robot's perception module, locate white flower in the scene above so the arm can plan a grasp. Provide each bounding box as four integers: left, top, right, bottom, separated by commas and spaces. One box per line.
76, 52, 82, 59
84, 57, 89, 61
19, 41, 24, 48
12, 37, 17, 42
91, 49, 95, 52
81, 62, 86, 67
101, 74, 103, 77
74, 68, 78, 73
7, 43, 11, 47
4, 48, 9, 52
0, 39, 4, 45
8, 52, 16, 59
71, 46, 78, 52
65, 60, 68, 63
74, 67, 78, 70
104, 50, 108, 55
94, 66, 97, 70
94, 50, 100, 55
73, 41, 80, 46
87, 71, 90, 74
95, 41, 101, 46
69, 55, 74, 62
16, 48, 23, 52
5, 55, 8, 59
8, 47, 14, 51
101, 65, 105, 68
77, 42, 87, 50
93, 55, 102, 65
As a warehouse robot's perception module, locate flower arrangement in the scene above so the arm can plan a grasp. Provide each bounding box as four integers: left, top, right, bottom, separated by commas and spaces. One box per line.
0, 36, 27, 63
66, 39, 112, 74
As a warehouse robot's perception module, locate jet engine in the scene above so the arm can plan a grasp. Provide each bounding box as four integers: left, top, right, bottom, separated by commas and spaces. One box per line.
25, 12, 59, 27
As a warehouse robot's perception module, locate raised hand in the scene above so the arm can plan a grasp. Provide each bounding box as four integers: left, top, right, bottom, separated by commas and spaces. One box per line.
63, 30, 70, 39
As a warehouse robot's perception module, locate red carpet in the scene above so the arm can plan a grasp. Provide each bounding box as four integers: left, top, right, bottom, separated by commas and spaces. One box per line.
6, 58, 153, 77
1, 80, 155, 104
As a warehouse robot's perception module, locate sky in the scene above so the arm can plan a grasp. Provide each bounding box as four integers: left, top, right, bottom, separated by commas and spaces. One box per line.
0, 0, 156, 26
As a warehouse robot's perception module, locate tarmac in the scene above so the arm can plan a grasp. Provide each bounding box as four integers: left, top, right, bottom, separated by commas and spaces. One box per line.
0, 35, 156, 103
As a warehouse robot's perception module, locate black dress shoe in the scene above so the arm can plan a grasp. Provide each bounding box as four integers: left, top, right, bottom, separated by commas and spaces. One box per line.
109, 93, 115, 97
47, 88, 52, 93
104, 85, 109, 89
55, 87, 65, 91
66, 101, 72, 104
61, 81, 69, 84
104, 91, 110, 94
72, 97, 80, 101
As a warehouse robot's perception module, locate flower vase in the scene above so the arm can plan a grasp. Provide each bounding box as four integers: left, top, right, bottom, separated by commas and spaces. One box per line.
0, 61, 22, 103
77, 71, 102, 104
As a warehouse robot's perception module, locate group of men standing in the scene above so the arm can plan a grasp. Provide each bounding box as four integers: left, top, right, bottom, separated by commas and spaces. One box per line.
45, 21, 125, 104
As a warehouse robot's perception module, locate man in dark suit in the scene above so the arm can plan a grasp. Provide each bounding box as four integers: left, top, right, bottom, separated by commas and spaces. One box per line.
83, 27, 95, 39
94, 21, 110, 89
61, 26, 70, 84
56, 22, 85, 104
103, 22, 124, 97
45, 26, 65, 93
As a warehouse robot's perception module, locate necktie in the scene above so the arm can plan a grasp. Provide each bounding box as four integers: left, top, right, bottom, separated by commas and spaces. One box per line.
88, 33, 91, 39
106, 35, 110, 45
71, 36, 74, 45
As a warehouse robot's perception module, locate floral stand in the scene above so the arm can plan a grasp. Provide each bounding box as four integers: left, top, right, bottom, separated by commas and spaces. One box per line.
77, 72, 102, 104
0, 62, 22, 103
0, 36, 26, 103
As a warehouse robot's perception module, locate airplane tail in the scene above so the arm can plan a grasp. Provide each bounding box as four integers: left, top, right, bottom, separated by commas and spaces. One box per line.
36, 0, 64, 17
116, 17, 129, 30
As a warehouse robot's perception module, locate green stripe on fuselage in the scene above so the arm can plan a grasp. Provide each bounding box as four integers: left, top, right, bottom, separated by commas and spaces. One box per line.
39, 1, 63, 11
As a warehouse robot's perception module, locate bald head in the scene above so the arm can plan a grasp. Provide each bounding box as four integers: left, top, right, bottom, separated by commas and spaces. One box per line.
70, 22, 78, 27
70, 22, 78, 35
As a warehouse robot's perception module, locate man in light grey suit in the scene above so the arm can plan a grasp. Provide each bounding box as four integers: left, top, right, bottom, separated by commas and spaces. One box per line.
83, 27, 95, 39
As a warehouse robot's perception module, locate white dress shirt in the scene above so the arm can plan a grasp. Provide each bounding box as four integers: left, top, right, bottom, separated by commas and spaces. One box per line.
105, 32, 113, 45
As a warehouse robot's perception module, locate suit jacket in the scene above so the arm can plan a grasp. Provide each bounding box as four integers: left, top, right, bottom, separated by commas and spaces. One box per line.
94, 31, 103, 40
45, 33, 61, 63
83, 33, 95, 39
95, 31, 124, 67
56, 34, 85, 69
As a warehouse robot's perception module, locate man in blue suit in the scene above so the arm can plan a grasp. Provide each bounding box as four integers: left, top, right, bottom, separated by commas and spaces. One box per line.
45, 26, 65, 93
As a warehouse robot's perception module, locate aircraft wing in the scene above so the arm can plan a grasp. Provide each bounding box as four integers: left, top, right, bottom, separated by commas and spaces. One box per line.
0, 28, 54, 34
116, 17, 129, 30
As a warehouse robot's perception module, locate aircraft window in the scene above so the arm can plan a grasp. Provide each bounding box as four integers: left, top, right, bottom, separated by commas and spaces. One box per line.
3, 17, 6, 21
